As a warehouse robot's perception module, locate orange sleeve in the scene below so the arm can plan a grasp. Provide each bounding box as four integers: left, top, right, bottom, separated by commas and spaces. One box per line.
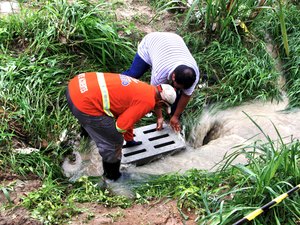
123, 127, 134, 142
115, 103, 154, 141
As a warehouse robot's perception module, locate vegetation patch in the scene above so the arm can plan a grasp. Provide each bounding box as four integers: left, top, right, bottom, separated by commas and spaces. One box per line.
1, 0, 299, 224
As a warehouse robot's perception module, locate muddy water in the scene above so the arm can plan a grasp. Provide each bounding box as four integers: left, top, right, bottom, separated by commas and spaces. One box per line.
62, 97, 300, 180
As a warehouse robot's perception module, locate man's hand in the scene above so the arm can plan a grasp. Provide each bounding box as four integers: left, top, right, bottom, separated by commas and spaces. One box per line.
170, 116, 181, 132
156, 117, 164, 130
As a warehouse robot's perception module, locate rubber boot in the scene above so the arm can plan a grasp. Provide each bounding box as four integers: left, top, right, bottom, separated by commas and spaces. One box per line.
102, 160, 121, 181
102, 161, 135, 198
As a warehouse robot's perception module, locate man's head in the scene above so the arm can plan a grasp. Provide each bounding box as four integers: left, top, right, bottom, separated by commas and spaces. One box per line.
156, 84, 176, 114
172, 65, 196, 89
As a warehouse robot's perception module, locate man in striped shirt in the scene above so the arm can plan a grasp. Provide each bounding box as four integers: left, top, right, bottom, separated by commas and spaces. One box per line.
122, 32, 200, 132
66, 72, 176, 181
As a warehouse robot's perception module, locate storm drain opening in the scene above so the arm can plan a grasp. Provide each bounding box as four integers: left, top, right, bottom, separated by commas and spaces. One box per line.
154, 141, 175, 148
123, 149, 147, 157
202, 121, 222, 146
122, 123, 186, 166
143, 128, 157, 134
148, 133, 169, 141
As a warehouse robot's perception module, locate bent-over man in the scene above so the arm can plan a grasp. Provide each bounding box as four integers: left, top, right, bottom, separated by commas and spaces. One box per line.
66, 72, 176, 181
122, 32, 200, 132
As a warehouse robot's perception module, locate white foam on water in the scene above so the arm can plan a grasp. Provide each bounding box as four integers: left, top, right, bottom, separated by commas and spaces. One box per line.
124, 97, 300, 175
62, 143, 103, 181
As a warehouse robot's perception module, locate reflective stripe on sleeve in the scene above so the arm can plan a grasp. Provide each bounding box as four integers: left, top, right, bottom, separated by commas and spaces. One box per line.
116, 124, 126, 133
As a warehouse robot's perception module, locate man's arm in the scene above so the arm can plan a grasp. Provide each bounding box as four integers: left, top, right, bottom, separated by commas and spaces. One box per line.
116, 104, 153, 141
154, 105, 164, 130
170, 93, 191, 132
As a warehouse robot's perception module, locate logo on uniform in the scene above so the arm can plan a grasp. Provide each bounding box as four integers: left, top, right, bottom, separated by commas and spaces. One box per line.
120, 74, 139, 86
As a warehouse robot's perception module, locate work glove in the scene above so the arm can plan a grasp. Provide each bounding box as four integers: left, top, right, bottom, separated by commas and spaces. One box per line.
124, 140, 142, 148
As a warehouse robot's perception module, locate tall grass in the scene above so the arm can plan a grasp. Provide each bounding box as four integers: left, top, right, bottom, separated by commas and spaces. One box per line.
177, 0, 300, 112
206, 116, 300, 224
0, 0, 135, 149
277, 0, 289, 57
252, 2, 300, 108
182, 0, 272, 43
0, 0, 134, 70
276, 4, 300, 108
190, 39, 281, 108
0, 149, 64, 179
174, 1, 283, 113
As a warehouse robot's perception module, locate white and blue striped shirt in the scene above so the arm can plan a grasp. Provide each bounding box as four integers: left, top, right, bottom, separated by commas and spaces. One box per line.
137, 32, 200, 96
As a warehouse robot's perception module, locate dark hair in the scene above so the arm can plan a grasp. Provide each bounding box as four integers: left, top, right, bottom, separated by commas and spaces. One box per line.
173, 65, 196, 89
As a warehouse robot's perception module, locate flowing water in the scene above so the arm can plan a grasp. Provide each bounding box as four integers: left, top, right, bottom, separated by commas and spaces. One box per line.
62, 96, 300, 180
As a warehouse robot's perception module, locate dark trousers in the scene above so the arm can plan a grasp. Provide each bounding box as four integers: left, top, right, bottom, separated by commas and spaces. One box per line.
65, 88, 123, 163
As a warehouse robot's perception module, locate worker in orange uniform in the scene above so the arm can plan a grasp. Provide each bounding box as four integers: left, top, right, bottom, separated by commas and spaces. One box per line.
66, 72, 176, 181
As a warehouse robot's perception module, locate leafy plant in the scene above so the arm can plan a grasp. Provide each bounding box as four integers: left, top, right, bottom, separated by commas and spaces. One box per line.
182, 0, 271, 43
0, 150, 63, 179
253, 2, 300, 108
0, 0, 135, 148
22, 178, 81, 224
192, 39, 281, 108
0, 182, 15, 206
21, 176, 131, 224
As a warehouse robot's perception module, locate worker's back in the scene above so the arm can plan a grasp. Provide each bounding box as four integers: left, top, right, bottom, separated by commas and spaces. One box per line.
68, 72, 156, 119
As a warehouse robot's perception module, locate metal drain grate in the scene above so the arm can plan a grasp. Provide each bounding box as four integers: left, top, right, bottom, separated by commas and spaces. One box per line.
121, 123, 186, 166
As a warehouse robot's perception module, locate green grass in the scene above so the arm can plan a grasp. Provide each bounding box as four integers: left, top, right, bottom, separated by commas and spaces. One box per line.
135, 124, 300, 224
252, 2, 300, 108
21, 176, 131, 224
278, 6, 300, 109
192, 38, 281, 106
0, 148, 64, 179
181, 0, 273, 43
2, 131, 298, 224
0, 0, 135, 149
1, 0, 300, 224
